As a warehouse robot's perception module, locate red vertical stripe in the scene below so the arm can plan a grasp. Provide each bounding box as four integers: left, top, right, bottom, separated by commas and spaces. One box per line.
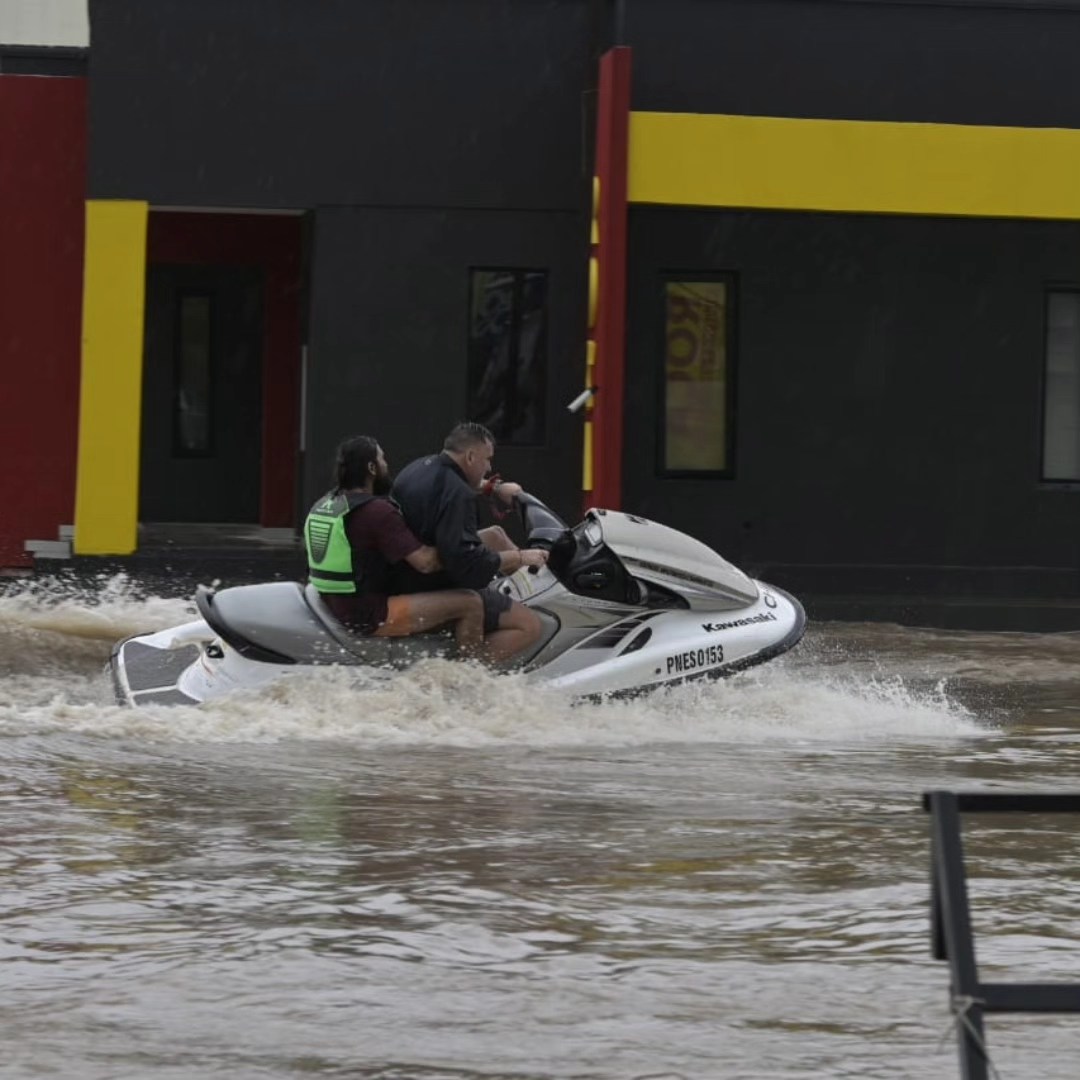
588, 46, 632, 512
0, 76, 87, 568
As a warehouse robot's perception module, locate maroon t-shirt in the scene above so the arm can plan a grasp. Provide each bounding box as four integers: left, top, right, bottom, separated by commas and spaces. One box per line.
322, 498, 422, 633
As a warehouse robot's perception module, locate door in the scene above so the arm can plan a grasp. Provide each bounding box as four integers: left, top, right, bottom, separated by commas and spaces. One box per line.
140, 265, 264, 522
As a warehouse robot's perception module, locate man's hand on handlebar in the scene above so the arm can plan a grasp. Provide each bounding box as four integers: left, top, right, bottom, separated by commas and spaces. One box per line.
519, 548, 548, 568
480, 475, 523, 504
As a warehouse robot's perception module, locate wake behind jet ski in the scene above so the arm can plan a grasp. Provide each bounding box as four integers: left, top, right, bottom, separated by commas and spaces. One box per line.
111, 492, 806, 707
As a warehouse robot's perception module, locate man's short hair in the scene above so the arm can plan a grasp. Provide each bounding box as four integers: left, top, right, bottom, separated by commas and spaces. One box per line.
443, 421, 495, 454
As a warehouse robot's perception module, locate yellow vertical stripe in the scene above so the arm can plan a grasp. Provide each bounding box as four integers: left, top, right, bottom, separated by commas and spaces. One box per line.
582, 420, 594, 492
628, 111, 1080, 220
74, 200, 149, 555
587, 256, 599, 330
585, 338, 596, 412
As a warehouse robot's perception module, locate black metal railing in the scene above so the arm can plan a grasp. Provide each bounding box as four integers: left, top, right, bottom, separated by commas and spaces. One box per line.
924, 791, 1080, 1079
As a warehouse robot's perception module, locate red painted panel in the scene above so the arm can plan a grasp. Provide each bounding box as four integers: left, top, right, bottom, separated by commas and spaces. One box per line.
588, 47, 632, 513
148, 212, 303, 526
0, 76, 87, 568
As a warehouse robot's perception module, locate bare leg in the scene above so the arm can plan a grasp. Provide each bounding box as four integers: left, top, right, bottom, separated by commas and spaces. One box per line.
375, 590, 484, 658
481, 599, 544, 667
478, 525, 515, 553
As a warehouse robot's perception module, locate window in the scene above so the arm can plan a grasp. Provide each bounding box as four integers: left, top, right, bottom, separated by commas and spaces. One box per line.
1043, 290, 1080, 481
173, 292, 213, 456
662, 276, 735, 474
467, 269, 548, 446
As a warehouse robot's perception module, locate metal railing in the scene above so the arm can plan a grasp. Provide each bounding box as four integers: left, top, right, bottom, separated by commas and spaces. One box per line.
924, 791, 1080, 1079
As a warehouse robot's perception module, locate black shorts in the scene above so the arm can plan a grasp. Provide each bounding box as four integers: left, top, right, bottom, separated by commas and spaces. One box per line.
481, 585, 513, 634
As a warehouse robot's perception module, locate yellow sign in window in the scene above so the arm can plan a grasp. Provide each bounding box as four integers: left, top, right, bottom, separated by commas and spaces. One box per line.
664, 280, 730, 473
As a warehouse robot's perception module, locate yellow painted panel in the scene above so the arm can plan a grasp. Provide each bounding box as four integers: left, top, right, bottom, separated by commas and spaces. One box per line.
591, 175, 600, 244
582, 419, 593, 493
584, 339, 597, 415
587, 256, 599, 330
74, 200, 148, 555
629, 111, 1080, 220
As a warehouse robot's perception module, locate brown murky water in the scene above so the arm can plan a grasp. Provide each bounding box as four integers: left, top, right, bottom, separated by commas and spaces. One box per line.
2, 575, 1079, 1079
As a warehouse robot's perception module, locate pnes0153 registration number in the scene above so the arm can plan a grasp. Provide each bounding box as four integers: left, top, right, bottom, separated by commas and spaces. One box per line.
665, 644, 725, 675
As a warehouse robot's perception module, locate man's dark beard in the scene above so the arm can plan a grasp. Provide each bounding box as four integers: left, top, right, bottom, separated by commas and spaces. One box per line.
372, 468, 392, 496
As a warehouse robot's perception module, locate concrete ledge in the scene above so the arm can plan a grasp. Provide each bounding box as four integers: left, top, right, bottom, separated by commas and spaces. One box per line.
24, 539, 72, 559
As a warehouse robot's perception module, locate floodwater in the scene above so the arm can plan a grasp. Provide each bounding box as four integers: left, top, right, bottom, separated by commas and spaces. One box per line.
3, 574, 1080, 1079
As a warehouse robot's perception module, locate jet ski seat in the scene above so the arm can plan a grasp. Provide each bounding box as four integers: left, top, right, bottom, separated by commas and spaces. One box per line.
195, 583, 457, 668
302, 584, 455, 664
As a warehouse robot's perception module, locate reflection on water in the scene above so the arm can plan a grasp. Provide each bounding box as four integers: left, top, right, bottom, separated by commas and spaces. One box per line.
2, 575, 1079, 1078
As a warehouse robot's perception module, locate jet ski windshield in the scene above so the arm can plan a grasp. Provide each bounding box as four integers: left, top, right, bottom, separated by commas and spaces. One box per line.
513, 495, 758, 610
592, 509, 758, 610
516, 491, 570, 548
540, 509, 757, 611
512, 493, 645, 605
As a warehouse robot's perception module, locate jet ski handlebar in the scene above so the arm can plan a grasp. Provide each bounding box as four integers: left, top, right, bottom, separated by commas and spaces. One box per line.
513, 490, 571, 550
508, 491, 685, 608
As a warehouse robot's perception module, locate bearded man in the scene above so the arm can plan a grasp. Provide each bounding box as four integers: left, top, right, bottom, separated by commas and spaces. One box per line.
304, 435, 483, 655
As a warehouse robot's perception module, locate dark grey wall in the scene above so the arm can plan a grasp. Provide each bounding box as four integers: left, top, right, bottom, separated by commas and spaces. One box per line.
88, 0, 594, 209
305, 206, 587, 524
625, 208, 1080, 580
625, 0, 1080, 126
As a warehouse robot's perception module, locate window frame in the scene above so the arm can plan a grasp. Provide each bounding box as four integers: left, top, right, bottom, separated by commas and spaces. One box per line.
466, 266, 549, 448
1038, 285, 1080, 486
656, 270, 738, 480
171, 289, 216, 459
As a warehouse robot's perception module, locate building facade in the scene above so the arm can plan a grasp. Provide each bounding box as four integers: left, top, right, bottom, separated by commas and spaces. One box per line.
5, 0, 1080, 621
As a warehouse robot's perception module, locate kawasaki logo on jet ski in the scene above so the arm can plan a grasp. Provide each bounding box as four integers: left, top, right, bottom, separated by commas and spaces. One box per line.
701, 612, 778, 632
666, 644, 725, 675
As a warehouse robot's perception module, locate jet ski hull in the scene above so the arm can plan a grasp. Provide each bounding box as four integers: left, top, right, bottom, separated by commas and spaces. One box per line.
112, 497, 807, 707
110, 582, 805, 707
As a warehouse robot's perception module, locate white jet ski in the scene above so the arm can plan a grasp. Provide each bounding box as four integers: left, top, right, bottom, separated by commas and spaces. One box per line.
110, 493, 806, 706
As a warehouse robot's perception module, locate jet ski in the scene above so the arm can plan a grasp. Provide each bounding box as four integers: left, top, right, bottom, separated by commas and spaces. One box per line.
110, 493, 806, 706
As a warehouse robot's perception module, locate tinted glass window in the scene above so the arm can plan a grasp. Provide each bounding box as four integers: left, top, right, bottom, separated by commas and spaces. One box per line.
174, 292, 213, 456
1043, 290, 1080, 481
468, 269, 548, 446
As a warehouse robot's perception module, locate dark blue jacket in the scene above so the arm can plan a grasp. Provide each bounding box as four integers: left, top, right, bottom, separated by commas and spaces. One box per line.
391, 453, 500, 590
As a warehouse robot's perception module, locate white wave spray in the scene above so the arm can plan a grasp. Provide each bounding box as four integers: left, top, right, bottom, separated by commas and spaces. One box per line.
0, 577, 989, 745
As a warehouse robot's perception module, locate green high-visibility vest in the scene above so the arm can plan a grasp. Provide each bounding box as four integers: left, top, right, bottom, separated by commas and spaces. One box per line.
304, 491, 374, 594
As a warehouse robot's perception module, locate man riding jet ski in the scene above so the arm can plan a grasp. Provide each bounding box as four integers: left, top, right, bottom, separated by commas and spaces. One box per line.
389, 422, 553, 664
301, 433, 491, 659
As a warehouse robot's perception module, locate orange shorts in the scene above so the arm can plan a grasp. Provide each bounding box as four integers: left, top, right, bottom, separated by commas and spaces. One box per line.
372, 595, 419, 638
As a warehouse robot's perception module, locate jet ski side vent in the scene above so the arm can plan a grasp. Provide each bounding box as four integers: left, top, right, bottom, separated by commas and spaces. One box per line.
619, 626, 652, 655
578, 612, 660, 650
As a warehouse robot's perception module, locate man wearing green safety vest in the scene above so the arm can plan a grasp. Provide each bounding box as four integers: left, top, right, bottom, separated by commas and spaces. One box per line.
304, 435, 484, 655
